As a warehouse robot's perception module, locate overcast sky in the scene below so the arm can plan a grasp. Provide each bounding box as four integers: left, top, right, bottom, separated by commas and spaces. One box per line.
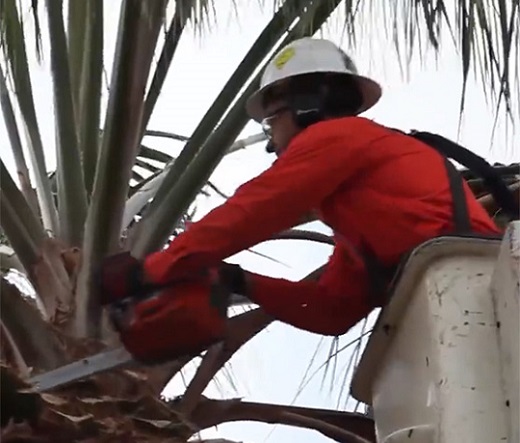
1, 1, 518, 442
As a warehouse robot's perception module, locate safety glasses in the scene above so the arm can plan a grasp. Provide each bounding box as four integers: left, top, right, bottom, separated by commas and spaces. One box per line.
261, 105, 290, 139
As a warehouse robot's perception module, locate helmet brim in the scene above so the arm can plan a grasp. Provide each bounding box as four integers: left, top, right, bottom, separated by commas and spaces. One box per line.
246, 72, 382, 122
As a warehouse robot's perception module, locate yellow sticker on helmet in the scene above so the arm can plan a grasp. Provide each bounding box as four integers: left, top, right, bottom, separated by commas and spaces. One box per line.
273, 47, 295, 69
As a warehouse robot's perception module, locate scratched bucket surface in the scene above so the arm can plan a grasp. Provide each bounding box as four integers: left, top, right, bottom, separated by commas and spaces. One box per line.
351, 232, 514, 443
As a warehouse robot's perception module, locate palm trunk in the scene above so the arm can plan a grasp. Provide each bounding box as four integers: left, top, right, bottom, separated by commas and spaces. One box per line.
0, 278, 66, 371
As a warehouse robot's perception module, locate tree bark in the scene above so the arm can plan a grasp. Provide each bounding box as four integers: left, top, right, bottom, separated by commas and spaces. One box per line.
0, 278, 66, 372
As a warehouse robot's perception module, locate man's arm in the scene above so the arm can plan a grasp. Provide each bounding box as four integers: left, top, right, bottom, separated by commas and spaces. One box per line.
144, 122, 366, 284
245, 245, 373, 335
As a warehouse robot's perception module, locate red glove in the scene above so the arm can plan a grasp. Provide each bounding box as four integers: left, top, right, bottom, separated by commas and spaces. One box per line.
93, 250, 249, 305
93, 252, 153, 306
213, 262, 248, 296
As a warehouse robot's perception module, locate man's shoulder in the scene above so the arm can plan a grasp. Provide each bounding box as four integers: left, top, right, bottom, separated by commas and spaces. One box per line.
292, 116, 395, 148
313, 116, 395, 136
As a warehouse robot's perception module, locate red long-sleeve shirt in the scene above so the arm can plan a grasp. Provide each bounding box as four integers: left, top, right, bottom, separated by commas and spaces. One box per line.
144, 116, 501, 335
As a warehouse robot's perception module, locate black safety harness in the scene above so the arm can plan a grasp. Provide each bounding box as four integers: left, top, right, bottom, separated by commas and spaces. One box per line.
358, 129, 519, 305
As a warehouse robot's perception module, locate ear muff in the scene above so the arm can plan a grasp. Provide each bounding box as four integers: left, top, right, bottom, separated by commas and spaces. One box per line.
288, 93, 325, 129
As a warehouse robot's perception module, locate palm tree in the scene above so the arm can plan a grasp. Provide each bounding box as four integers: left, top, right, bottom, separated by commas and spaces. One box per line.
0, 0, 518, 442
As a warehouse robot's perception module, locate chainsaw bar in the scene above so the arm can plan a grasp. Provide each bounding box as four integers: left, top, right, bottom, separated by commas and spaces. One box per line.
28, 293, 252, 393
29, 347, 134, 393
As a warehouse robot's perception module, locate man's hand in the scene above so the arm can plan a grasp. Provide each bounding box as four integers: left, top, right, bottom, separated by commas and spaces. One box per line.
214, 262, 249, 296
93, 252, 150, 306
93, 250, 250, 307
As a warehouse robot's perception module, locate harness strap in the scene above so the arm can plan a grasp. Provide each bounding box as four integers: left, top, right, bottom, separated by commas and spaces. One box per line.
359, 242, 398, 306
443, 157, 472, 234
361, 155, 473, 305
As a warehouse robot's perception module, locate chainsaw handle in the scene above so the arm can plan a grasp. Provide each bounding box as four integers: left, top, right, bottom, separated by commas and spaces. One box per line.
94, 252, 151, 305
95, 251, 243, 310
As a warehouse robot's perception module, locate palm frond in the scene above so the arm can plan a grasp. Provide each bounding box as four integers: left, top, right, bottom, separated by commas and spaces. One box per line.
45, 0, 88, 246
336, 317, 369, 411
144, 129, 189, 141
130, 0, 317, 255
132, 0, 345, 256
273, 229, 335, 245
77, 0, 169, 337
176, 308, 273, 415
338, 0, 519, 120
0, 277, 65, 371
1, 0, 58, 233
186, 397, 375, 443
0, 160, 46, 274
138, 143, 176, 163
123, 132, 266, 241
135, 158, 161, 173
77, 0, 104, 196
140, 1, 190, 136
0, 191, 40, 276
66, 0, 88, 116
0, 64, 39, 214
290, 329, 373, 406
30, 0, 43, 61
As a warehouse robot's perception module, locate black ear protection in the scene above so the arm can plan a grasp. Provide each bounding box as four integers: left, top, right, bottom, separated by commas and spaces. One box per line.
289, 93, 326, 128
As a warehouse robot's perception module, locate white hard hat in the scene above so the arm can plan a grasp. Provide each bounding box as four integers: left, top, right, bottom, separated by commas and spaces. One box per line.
246, 37, 382, 122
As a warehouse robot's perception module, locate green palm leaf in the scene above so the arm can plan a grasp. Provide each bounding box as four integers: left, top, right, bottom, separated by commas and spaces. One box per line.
1, 0, 58, 233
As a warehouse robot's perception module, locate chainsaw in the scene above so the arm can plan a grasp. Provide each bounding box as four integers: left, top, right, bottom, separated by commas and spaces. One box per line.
29, 254, 251, 393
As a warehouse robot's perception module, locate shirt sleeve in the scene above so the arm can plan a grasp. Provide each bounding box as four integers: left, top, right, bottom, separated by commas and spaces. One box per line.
144, 120, 367, 284
246, 244, 374, 335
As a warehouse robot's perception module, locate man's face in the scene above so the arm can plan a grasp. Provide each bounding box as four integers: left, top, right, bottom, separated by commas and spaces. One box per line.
261, 88, 301, 157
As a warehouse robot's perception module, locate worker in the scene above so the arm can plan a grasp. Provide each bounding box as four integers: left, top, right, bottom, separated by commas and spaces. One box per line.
103, 38, 502, 337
